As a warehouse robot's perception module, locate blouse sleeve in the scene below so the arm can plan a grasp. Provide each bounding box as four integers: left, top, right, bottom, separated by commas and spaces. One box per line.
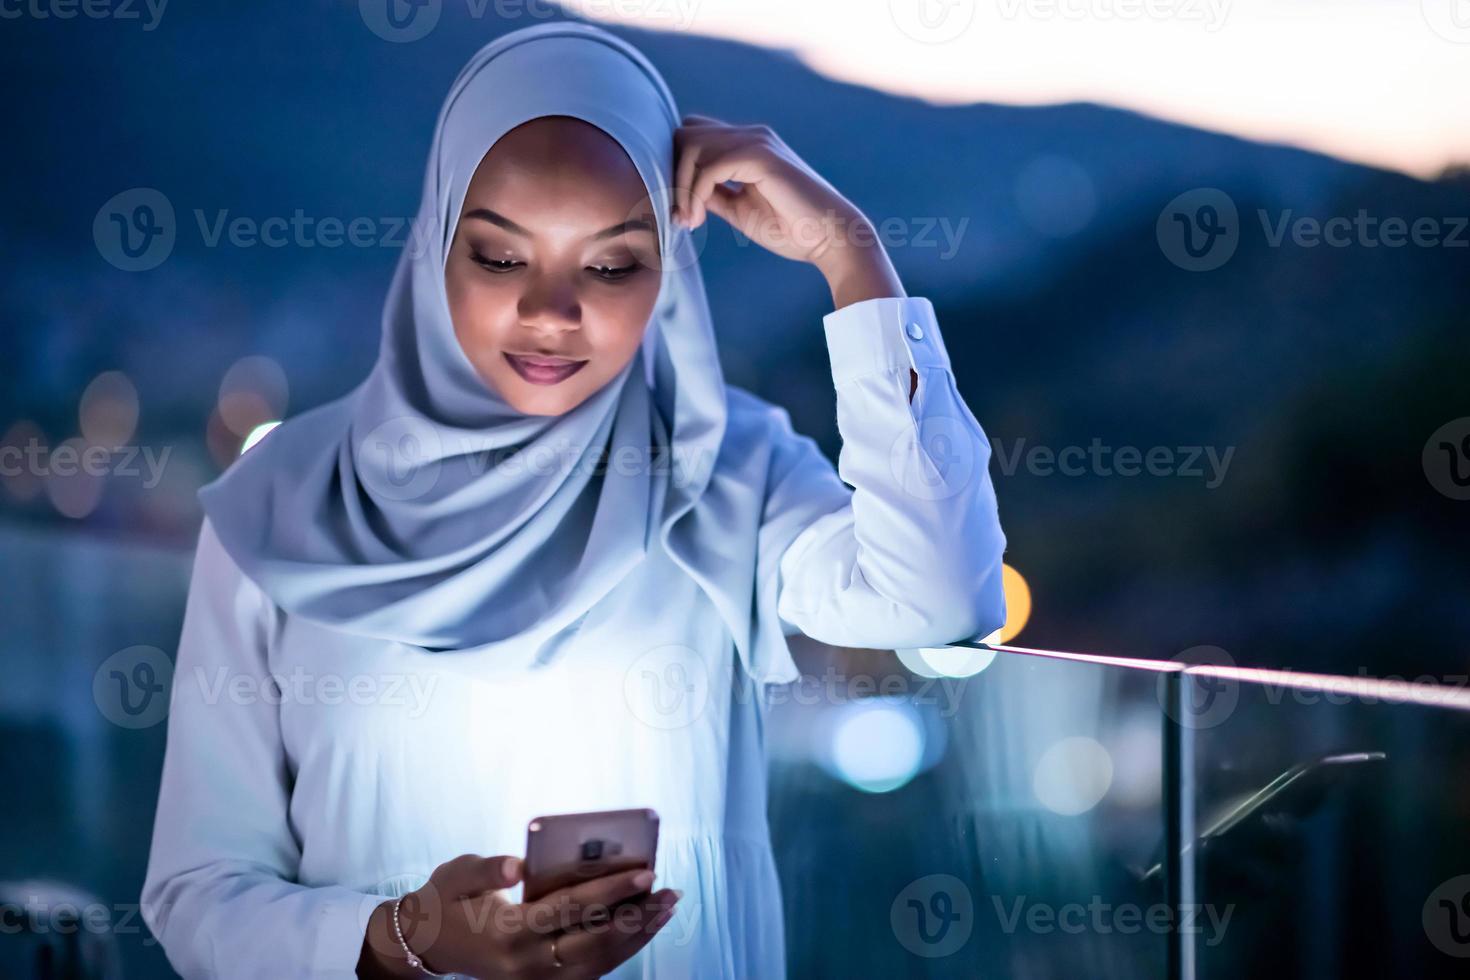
767, 295, 1008, 652
140, 517, 379, 979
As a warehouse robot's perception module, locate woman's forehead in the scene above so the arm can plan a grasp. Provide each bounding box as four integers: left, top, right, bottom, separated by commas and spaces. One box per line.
457, 118, 661, 246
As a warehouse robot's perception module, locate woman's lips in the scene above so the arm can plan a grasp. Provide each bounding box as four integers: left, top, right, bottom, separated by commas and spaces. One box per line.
504, 352, 589, 385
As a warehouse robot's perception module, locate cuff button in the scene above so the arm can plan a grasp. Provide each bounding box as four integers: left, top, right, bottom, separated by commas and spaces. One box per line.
906, 321, 925, 340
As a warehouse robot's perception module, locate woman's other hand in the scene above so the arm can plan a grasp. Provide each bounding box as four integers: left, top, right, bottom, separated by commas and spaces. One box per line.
672, 113, 904, 309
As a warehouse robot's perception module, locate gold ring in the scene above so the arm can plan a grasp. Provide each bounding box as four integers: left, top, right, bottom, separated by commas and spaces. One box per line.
550, 934, 564, 969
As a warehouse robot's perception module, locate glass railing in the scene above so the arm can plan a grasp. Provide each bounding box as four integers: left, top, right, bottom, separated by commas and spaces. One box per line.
1171, 661, 1470, 980
769, 638, 1470, 979
5, 523, 1470, 978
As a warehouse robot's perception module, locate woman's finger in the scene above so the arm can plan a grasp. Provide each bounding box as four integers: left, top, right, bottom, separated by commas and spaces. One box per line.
519, 867, 657, 936
550, 888, 680, 974
430, 854, 522, 898
688, 145, 767, 230
673, 121, 747, 226
680, 112, 729, 127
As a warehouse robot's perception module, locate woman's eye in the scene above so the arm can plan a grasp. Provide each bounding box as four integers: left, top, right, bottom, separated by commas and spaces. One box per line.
588, 262, 638, 281
470, 251, 521, 273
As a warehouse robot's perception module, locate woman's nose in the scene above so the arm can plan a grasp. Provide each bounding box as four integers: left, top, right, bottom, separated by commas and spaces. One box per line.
517, 273, 582, 333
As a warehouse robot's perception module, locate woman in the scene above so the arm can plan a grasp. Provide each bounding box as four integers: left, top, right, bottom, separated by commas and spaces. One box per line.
140, 21, 1007, 980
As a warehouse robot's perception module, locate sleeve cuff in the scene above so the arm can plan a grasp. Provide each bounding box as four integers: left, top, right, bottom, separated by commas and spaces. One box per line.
310, 886, 386, 977
820, 296, 952, 387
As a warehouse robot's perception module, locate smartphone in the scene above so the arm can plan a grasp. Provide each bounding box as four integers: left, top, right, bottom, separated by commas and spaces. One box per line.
522, 807, 660, 903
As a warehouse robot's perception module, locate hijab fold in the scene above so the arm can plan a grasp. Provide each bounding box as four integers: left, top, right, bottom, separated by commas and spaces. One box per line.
199, 21, 848, 684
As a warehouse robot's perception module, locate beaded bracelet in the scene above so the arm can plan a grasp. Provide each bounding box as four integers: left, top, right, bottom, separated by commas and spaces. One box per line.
392, 894, 452, 978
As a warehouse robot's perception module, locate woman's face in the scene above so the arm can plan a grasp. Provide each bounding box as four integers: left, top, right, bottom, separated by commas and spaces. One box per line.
445, 115, 663, 416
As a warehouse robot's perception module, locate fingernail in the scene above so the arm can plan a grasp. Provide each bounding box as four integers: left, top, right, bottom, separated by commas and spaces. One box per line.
501, 857, 518, 878
633, 870, 655, 890
671, 888, 684, 901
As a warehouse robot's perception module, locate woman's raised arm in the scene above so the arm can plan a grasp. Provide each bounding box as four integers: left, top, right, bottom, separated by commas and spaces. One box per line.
762, 295, 1009, 655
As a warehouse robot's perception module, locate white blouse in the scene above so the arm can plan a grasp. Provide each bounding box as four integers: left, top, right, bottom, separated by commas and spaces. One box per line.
140, 295, 1008, 979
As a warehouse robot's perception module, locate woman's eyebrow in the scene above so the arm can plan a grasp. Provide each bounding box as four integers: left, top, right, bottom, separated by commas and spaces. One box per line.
463, 208, 654, 241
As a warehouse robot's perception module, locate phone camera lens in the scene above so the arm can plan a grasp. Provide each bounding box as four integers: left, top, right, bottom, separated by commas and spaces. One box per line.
581, 839, 604, 861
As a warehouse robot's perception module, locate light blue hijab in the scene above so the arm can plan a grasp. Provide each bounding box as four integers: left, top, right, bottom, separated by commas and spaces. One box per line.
197, 22, 850, 683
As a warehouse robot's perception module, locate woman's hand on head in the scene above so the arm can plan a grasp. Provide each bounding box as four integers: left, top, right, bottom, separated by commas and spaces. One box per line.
358, 853, 681, 980
673, 114, 904, 308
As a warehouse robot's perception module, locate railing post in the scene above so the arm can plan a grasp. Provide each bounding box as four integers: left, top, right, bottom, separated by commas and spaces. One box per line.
1163, 670, 1196, 980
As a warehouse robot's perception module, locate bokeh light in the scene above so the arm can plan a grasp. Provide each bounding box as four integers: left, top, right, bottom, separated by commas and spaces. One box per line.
983, 564, 1032, 645
1033, 736, 1114, 816
1, 420, 46, 504
241, 421, 281, 454
911, 645, 998, 679
895, 645, 943, 678
218, 355, 289, 438
79, 371, 139, 450
1015, 155, 1097, 238
829, 697, 926, 794
1108, 708, 1164, 809
45, 436, 105, 520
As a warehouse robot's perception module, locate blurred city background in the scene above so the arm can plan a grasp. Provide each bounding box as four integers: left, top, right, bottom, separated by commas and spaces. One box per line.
3, 1, 1468, 976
